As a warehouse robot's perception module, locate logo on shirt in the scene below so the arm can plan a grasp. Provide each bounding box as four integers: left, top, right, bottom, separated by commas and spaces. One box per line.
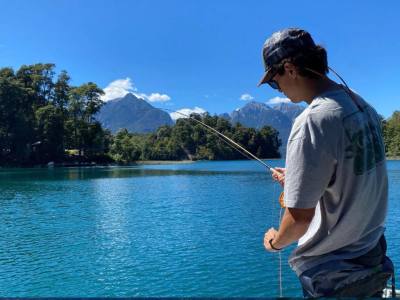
343, 108, 385, 175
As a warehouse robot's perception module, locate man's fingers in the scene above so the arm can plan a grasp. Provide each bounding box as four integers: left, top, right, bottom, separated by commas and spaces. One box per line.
271, 167, 285, 176
272, 172, 284, 180
271, 168, 285, 187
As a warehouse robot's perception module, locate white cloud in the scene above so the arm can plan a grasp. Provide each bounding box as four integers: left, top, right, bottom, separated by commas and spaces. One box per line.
101, 77, 137, 101
240, 93, 254, 101
146, 93, 171, 102
101, 77, 171, 103
170, 107, 207, 121
266, 96, 291, 104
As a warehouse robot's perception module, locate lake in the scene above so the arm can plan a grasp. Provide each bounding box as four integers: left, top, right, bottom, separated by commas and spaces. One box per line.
0, 160, 399, 297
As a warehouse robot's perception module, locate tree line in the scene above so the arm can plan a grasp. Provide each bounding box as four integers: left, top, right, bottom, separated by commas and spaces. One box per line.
0, 63, 112, 166
111, 115, 282, 163
1, 63, 399, 166
383, 111, 400, 157
0, 64, 282, 166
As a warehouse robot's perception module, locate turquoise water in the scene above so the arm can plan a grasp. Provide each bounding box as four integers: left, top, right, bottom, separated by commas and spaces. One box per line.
0, 160, 399, 297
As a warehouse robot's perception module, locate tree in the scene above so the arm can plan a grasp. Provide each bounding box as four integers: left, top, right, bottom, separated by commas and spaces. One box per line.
110, 129, 142, 163
0, 62, 284, 166
383, 111, 400, 157
35, 104, 64, 162
66, 83, 105, 157
0, 67, 33, 164
16, 63, 55, 108
139, 114, 281, 161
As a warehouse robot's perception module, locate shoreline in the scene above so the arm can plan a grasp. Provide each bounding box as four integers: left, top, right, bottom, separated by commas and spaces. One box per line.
387, 157, 400, 160
2, 157, 399, 169
134, 160, 194, 165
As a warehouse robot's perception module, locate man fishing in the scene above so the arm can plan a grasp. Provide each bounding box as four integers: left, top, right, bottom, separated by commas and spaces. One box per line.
259, 28, 394, 297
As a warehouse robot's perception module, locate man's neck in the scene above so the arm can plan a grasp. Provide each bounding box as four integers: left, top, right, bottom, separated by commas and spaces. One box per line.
304, 77, 340, 104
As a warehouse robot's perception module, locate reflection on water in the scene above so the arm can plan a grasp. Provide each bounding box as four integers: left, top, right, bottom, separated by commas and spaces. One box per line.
1, 166, 268, 181
0, 160, 398, 297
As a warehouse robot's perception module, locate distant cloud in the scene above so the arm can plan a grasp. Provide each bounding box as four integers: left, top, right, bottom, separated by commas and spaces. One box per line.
240, 93, 254, 101
102, 77, 171, 103
266, 96, 291, 104
170, 107, 206, 121
101, 78, 136, 101
146, 93, 171, 102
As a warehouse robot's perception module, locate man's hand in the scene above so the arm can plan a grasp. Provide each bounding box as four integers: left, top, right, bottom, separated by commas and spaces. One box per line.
271, 167, 285, 187
264, 227, 280, 252
263, 207, 316, 253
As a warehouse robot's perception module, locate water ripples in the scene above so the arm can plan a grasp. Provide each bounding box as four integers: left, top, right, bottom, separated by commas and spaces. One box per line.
0, 160, 398, 297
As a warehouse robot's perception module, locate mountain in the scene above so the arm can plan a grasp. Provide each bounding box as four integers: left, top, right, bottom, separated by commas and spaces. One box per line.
219, 112, 231, 121
96, 93, 304, 152
96, 93, 174, 133
229, 101, 305, 153
231, 101, 292, 141
272, 102, 305, 122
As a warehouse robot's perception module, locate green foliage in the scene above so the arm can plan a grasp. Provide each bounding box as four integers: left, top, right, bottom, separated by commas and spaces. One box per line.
109, 129, 142, 164
106, 113, 282, 163
383, 111, 400, 157
35, 104, 64, 161
65, 83, 105, 157
0, 64, 109, 166
0, 67, 33, 164
139, 114, 281, 161
0, 63, 281, 166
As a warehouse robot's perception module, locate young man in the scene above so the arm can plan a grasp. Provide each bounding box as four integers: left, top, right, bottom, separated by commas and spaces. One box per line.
259, 28, 394, 297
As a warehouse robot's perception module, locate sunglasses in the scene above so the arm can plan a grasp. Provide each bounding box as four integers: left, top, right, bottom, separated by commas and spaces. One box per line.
266, 69, 281, 91
268, 79, 280, 90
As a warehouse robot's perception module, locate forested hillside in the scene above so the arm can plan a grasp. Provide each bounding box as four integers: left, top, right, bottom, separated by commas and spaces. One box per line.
110, 114, 281, 163
0, 63, 281, 166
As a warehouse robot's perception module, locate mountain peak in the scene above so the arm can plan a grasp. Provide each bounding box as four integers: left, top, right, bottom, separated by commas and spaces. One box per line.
229, 100, 305, 155
124, 92, 145, 101
272, 102, 305, 121
242, 101, 272, 111
107, 92, 144, 103
96, 93, 173, 133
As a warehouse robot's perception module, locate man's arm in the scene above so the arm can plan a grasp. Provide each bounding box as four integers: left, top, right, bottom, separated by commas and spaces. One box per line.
264, 207, 315, 251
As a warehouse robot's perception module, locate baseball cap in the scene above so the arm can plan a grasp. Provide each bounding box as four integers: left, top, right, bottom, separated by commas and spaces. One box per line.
257, 28, 316, 87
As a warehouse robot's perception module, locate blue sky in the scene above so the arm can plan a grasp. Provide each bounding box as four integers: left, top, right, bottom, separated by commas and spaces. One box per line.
1, 0, 399, 118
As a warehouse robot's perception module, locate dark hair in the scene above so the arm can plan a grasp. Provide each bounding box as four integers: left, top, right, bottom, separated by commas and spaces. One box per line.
274, 45, 328, 79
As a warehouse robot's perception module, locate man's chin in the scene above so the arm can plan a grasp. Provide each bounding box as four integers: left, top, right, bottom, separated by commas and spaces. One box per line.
287, 97, 303, 104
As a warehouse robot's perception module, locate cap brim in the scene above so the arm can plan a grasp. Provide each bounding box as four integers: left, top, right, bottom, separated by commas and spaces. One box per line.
257, 68, 274, 87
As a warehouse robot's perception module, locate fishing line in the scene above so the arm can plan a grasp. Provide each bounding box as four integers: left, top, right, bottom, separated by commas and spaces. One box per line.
161, 108, 260, 162
157, 107, 286, 297
306, 66, 365, 112
278, 203, 284, 297
272, 182, 284, 297
160, 108, 275, 172
153, 64, 379, 298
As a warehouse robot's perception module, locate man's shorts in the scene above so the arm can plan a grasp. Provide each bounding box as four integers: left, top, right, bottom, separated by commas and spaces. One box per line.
299, 235, 394, 297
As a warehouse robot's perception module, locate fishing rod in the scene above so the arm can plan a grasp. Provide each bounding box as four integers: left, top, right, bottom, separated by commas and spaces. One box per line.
161, 107, 287, 297
159, 108, 286, 208
163, 108, 273, 169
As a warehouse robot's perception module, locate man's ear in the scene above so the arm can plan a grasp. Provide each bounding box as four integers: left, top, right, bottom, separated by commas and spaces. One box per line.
284, 62, 298, 79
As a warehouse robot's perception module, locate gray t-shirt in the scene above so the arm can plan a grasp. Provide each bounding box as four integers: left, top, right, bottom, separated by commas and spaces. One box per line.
284, 87, 388, 276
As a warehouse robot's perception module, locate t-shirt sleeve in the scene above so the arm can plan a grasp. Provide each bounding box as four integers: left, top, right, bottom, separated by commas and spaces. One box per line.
284, 112, 338, 209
